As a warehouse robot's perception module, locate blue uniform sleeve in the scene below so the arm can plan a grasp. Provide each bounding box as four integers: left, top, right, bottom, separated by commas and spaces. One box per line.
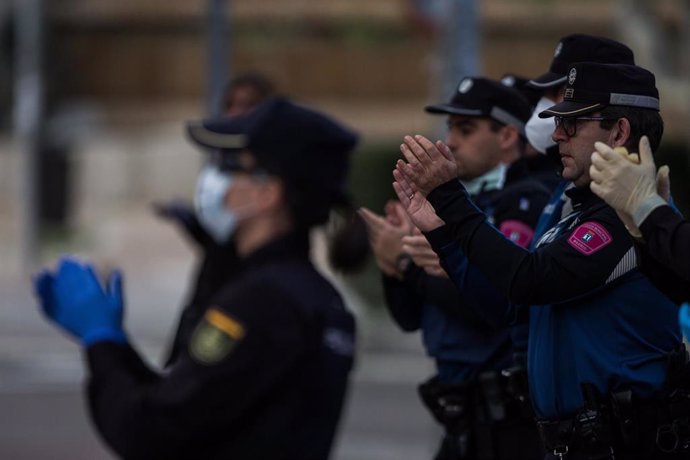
435, 239, 514, 329
431, 177, 549, 327
425, 180, 635, 306
383, 264, 497, 331
382, 270, 423, 332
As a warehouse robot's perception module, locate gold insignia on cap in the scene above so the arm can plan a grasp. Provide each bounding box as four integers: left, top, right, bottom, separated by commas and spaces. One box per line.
190, 308, 246, 365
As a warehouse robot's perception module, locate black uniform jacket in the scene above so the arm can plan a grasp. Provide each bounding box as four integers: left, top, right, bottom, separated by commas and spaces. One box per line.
86, 232, 356, 460
424, 182, 638, 305
638, 204, 690, 302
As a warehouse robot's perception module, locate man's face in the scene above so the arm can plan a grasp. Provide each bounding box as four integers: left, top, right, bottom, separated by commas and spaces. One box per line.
552, 112, 615, 188
224, 86, 261, 117
445, 115, 504, 181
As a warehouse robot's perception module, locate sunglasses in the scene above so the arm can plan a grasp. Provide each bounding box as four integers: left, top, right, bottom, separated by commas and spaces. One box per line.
554, 116, 616, 137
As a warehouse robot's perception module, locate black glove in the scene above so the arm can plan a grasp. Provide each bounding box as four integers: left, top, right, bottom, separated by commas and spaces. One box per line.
152, 199, 213, 248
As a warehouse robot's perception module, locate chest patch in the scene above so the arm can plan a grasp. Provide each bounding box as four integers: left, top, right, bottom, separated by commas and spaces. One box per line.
567, 222, 612, 256
499, 220, 534, 249
190, 308, 246, 365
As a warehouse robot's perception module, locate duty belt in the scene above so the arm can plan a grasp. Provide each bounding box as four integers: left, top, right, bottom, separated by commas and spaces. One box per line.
536, 383, 690, 459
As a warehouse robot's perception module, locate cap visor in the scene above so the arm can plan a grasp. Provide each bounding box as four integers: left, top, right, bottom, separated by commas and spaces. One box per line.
424, 104, 483, 117
538, 101, 606, 118
526, 72, 567, 89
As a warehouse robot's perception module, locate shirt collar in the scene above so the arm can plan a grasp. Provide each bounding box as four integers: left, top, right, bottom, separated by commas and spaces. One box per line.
564, 183, 605, 210
461, 163, 507, 195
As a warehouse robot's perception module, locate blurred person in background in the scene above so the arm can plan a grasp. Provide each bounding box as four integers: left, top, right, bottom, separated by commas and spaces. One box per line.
222, 72, 276, 118
360, 77, 549, 460
33, 98, 365, 460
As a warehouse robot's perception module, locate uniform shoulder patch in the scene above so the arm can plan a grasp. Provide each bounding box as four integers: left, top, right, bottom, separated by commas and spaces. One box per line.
190, 308, 246, 365
567, 221, 612, 256
499, 219, 535, 249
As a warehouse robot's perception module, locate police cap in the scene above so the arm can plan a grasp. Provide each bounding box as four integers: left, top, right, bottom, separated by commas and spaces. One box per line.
187, 97, 358, 225
500, 73, 541, 109
425, 77, 532, 137
538, 62, 660, 118
527, 34, 635, 89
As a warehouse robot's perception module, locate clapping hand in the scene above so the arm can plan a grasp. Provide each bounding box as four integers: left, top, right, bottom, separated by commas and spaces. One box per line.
34, 257, 127, 346
392, 135, 454, 232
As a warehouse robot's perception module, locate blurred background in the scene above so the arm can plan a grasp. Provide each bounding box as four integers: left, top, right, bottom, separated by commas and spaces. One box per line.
0, 1, 689, 458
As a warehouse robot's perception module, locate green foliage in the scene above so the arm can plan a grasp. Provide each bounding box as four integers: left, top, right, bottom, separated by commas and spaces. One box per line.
348, 141, 401, 211
343, 141, 401, 310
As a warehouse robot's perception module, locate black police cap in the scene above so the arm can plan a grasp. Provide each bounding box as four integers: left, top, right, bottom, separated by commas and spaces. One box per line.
425, 77, 532, 136
187, 97, 359, 225
528, 34, 635, 89
500, 73, 541, 109
538, 62, 659, 118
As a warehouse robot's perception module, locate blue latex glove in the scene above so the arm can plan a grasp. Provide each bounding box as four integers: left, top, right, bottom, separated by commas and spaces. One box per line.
34, 257, 127, 346
679, 303, 690, 341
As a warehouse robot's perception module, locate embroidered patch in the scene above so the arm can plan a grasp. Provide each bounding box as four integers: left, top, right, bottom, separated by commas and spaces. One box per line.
500, 220, 535, 249
323, 328, 355, 357
567, 222, 612, 255
190, 308, 245, 365
519, 198, 530, 211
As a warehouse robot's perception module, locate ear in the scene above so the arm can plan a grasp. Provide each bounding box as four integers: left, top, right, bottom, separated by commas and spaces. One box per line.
608, 117, 632, 148
498, 124, 520, 162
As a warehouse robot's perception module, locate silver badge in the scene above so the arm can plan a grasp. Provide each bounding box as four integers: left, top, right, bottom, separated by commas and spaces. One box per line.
458, 78, 473, 94
554, 42, 563, 57
501, 75, 515, 87
568, 68, 577, 86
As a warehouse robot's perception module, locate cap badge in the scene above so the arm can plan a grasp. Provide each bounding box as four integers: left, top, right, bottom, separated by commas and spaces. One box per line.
501, 75, 515, 87
458, 78, 473, 94
554, 42, 563, 57
568, 68, 577, 86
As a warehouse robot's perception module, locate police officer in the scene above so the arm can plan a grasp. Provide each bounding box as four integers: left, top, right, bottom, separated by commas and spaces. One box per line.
154, 72, 278, 366
361, 77, 549, 460
522, 34, 636, 231
500, 72, 560, 192
393, 62, 686, 459
34, 97, 359, 460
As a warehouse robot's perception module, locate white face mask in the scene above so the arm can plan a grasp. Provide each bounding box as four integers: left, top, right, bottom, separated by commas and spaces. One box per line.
525, 96, 558, 154
194, 165, 236, 244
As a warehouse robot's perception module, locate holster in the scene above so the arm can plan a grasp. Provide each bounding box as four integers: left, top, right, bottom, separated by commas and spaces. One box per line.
536, 383, 614, 460
419, 376, 474, 460
418, 376, 473, 434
